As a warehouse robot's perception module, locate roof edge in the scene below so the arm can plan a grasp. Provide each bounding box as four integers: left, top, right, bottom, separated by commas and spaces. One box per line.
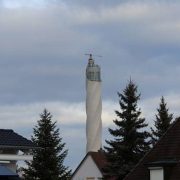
0, 145, 39, 149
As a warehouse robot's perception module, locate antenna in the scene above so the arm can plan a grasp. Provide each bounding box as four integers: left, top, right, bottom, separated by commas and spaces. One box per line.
85, 53, 102, 59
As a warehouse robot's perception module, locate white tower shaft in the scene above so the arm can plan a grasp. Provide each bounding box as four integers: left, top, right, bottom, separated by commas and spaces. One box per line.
86, 55, 102, 153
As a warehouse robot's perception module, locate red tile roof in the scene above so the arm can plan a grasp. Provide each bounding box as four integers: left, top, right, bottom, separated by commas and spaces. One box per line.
71, 150, 107, 179
124, 118, 180, 180
89, 151, 108, 173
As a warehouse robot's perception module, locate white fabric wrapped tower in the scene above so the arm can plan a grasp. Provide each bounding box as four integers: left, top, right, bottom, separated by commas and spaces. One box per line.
86, 54, 102, 153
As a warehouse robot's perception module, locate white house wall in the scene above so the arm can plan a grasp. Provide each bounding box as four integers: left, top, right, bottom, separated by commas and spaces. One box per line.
72, 155, 102, 180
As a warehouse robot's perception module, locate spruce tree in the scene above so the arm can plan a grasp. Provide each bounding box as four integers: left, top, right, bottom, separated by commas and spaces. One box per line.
151, 96, 173, 145
23, 109, 71, 180
104, 80, 150, 179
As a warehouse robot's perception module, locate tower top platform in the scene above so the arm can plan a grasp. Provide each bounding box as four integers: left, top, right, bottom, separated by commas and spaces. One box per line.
86, 54, 101, 82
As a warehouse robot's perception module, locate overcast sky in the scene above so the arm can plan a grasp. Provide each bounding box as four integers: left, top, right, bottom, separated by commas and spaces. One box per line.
1, 0, 180, 170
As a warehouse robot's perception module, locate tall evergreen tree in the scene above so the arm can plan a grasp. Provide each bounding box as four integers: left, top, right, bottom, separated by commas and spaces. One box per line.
151, 96, 173, 145
23, 109, 71, 180
104, 80, 150, 179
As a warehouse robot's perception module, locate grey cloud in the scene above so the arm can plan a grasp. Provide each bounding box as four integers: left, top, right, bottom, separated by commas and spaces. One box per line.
0, 2, 180, 105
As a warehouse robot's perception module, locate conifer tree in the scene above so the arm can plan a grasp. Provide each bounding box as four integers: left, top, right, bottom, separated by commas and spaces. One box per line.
104, 80, 150, 179
151, 96, 173, 145
23, 109, 71, 180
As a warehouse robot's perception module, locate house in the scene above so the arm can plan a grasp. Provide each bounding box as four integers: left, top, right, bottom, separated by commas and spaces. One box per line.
71, 151, 107, 180
124, 117, 180, 180
0, 129, 36, 179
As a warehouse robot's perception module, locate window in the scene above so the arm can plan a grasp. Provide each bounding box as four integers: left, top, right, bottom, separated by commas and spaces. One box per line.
149, 167, 164, 180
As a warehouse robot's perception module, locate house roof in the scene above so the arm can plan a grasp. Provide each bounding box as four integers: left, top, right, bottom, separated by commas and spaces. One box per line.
124, 118, 180, 180
0, 129, 36, 149
71, 150, 107, 178
89, 151, 107, 173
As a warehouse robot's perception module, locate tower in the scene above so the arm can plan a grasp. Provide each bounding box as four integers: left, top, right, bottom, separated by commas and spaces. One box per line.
86, 54, 102, 153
